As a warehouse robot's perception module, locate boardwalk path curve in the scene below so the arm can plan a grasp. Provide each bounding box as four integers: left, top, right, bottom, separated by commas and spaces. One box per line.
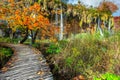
0, 43, 53, 80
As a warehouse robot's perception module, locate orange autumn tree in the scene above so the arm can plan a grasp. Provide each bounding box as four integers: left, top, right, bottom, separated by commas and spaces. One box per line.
3, 1, 56, 44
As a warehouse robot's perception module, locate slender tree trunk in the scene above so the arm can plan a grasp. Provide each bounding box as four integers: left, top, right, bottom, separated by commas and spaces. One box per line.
31, 29, 39, 44
20, 28, 29, 44
43, 0, 47, 10
55, 8, 58, 26
59, 6, 64, 40
98, 17, 104, 36
108, 17, 111, 33
30, 30, 33, 44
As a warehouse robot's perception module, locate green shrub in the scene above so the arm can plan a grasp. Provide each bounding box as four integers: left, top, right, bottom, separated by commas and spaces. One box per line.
94, 72, 120, 80
0, 47, 13, 68
60, 38, 111, 78
1, 47, 12, 57
46, 43, 61, 54
58, 40, 68, 49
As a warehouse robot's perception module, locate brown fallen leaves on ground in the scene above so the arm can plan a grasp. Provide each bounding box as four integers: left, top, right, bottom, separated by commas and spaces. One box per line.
37, 70, 44, 75
72, 75, 85, 80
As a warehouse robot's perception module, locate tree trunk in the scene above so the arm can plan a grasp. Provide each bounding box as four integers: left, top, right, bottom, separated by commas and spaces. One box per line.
43, 0, 47, 10
59, 6, 64, 40
108, 17, 111, 33
31, 29, 39, 44
55, 8, 58, 26
20, 28, 29, 44
97, 17, 104, 36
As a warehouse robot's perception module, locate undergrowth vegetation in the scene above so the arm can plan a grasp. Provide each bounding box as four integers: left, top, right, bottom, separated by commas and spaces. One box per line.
0, 37, 20, 44
0, 46, 13, 68
43, 31, 120, 80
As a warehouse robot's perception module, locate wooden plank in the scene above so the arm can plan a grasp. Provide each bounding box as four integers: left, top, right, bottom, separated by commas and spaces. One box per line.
0, 43, 53, 80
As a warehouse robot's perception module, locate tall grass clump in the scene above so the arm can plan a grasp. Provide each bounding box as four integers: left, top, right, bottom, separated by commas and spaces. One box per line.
50, 32, 120, 80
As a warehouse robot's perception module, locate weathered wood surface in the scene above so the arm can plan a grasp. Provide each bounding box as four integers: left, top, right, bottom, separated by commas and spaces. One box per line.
0, 43, 53, 80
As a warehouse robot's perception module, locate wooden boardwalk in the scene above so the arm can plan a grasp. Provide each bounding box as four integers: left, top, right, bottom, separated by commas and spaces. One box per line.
0, 43, 53, 80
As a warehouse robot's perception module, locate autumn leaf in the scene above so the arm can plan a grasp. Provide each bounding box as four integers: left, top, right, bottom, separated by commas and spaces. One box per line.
1, 67, 8, 72
33, 22, 39, 27
28, 25, 33, 30
8, 0, 14, 3
37, 70, 44, 75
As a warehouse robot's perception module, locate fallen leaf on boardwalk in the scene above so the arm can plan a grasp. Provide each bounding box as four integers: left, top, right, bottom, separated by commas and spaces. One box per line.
10, 64, 14, 67
45, 63, 49, 66
39, 78, 44, 80
11, 57, 17, 61
39, 57, 43, 61
37, 70, 44, 75
1, 67, 8, 72
7, 62, 12, 65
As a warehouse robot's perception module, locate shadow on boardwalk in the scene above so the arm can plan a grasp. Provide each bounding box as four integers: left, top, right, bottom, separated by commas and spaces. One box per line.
0, 43, 53, 80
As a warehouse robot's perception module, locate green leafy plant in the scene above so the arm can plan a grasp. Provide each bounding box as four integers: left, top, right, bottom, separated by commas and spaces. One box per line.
58, 40, 68, 48
1, 47, 13, 57
0, 47, 13, 68
65, 57, 73, 68
46, 43, 61, 54
94, 72, 120, 80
